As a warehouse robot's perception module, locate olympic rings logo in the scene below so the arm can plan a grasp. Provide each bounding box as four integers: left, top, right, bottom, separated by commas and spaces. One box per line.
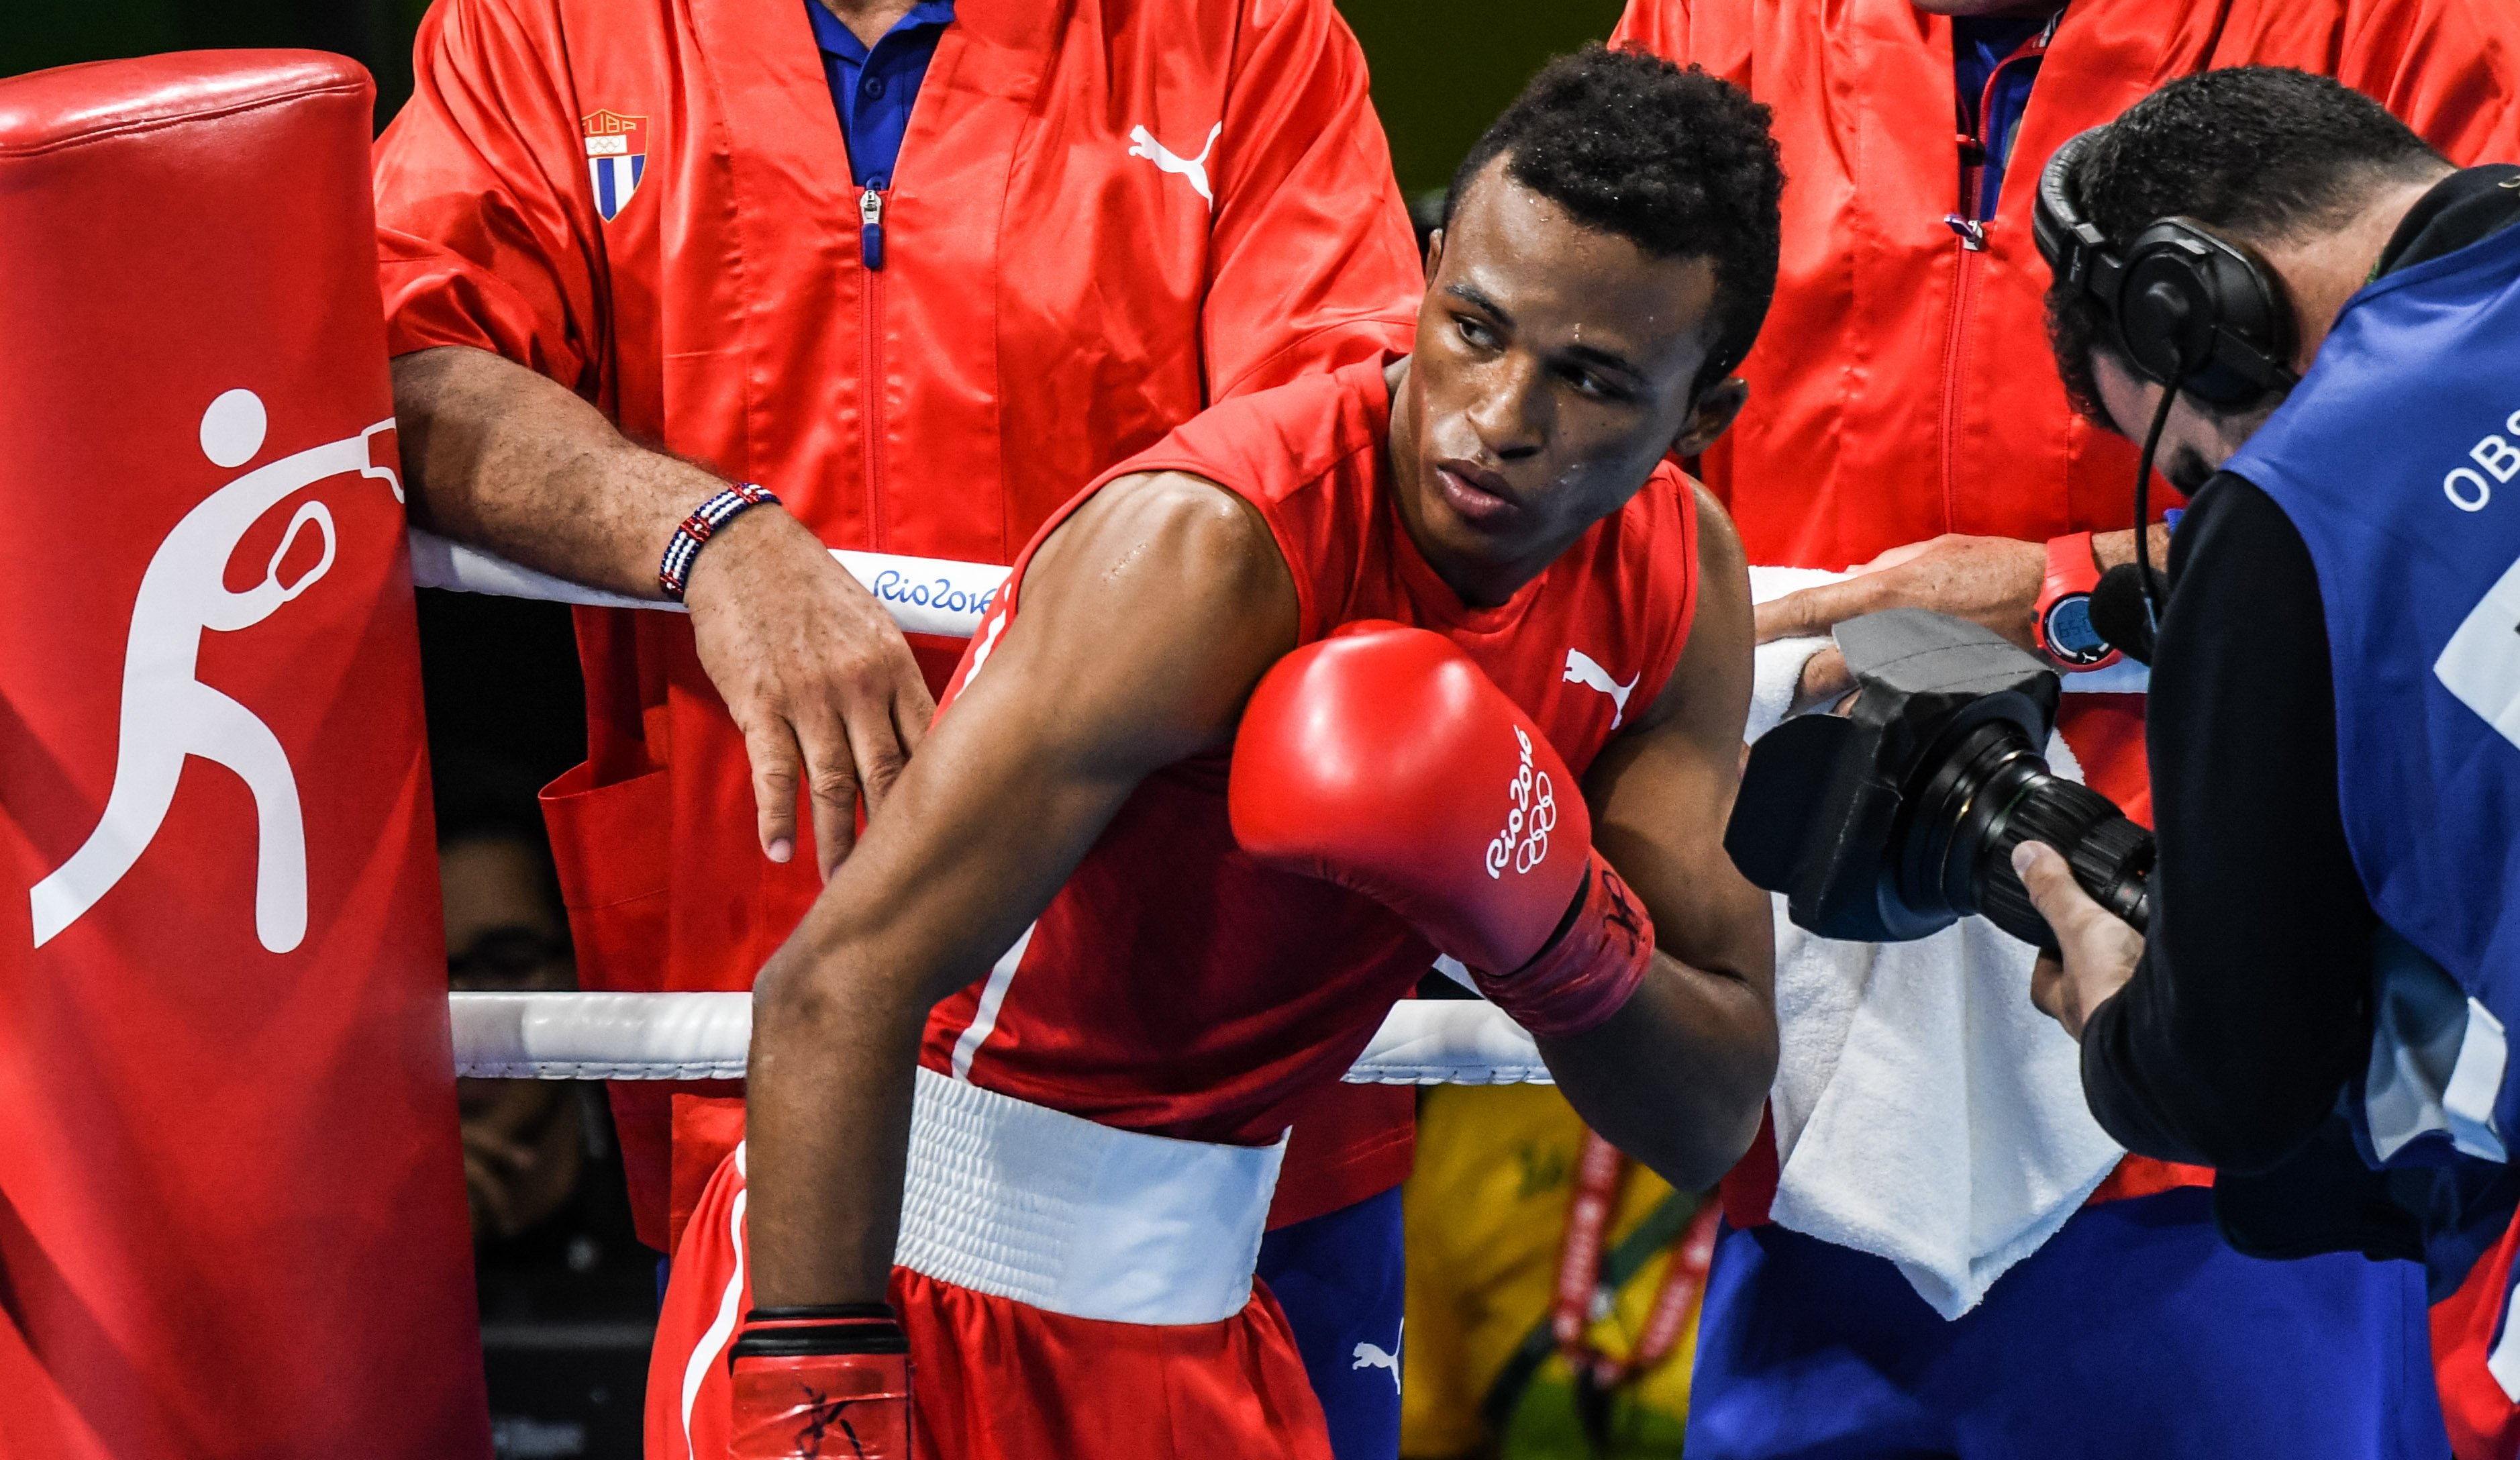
870, 568, 1001, 618
1484, 726, 1556, 879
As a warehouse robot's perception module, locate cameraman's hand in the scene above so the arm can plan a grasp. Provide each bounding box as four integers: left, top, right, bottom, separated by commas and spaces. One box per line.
1758, 535, 2046, 706
2013, 841, 2144, 1040
683, 507, 936, 881
1792, 646, 1854, 714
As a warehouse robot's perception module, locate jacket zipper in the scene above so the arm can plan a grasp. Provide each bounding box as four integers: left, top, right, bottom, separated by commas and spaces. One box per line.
1937, 240, 1983, 532
860, 185, 888, 553
1937, 34, 2042, 532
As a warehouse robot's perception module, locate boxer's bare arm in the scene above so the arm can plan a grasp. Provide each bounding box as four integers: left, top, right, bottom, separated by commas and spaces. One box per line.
1548, 488, 1777, 1191
391, 344, 931, 876
743, 471, 1299, 1306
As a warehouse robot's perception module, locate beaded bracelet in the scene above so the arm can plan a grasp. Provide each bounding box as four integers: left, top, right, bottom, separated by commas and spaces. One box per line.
658, 483, 781, 601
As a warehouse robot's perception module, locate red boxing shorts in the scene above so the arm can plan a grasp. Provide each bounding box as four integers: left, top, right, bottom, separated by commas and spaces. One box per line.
649, 1071, 1334, 1459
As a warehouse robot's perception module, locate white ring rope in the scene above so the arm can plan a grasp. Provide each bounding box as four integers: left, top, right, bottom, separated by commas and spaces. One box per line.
410, 529, 1006, 640
415, 532, 2138, 1089
414, 531, 1545, 1085
449, 992, 1551, 1085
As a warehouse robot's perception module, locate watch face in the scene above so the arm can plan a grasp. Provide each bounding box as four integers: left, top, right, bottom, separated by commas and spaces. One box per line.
2042, 595, 2113, 665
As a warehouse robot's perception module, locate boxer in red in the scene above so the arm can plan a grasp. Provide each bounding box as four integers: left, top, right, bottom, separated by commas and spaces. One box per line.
652, 48, 1785, 1458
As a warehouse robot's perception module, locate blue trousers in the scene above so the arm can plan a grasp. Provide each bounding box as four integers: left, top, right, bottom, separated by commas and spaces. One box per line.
1257, 1185, 1407, 1460
1686, 1187, 2446, 1459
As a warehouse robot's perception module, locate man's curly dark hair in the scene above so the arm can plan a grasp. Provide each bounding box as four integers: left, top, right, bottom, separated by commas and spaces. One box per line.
2046, 66, 2444, 425
1443, 44, 1784, 398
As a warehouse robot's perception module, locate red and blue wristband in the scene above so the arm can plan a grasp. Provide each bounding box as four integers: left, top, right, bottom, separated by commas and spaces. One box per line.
658, 483, 780, 601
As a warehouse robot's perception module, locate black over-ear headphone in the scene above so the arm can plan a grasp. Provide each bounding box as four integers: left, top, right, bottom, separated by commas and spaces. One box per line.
2032, 127, 2299, 410
2031, 126, 2305, 658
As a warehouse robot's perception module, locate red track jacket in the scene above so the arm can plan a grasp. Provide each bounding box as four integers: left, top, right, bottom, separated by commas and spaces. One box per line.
1615, 0, 2520, 828
1615, 0, 2520, 573
373, 0, 1423, 1249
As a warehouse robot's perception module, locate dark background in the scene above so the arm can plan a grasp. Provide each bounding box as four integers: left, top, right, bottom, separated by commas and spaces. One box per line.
3, 0, 1623, 191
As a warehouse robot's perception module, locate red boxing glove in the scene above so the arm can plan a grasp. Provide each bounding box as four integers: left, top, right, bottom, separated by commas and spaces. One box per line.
727, 1306, 911, 1460
1229, 622, 1654, 1038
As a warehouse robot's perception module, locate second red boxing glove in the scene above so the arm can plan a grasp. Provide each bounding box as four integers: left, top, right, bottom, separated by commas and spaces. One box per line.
1228, 622, 1653, 1038
727, 1305, 911, 1460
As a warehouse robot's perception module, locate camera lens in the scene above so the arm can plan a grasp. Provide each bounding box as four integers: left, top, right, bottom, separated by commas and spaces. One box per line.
1900, 720, 2153, 949
1724, 608, 2158, 948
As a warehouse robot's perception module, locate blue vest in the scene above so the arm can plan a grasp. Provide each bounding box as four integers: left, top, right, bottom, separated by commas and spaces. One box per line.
2227, 219, 2520, 1209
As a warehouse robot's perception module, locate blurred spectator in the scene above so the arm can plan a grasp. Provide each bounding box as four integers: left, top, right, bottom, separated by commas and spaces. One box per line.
1403, 1085, 1715, 1459
438, 752, 650, 1457
436, 752, 644, 1300
440, 752, 577, 1236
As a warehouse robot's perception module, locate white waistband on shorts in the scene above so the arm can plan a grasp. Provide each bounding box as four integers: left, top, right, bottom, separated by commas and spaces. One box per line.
894, 1065, 1287, 1327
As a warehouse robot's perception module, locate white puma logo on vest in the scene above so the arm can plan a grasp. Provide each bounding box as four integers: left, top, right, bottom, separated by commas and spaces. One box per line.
28, 388, 401, 953
1127, 123, 1222, 206
1564, 648, 1640, 730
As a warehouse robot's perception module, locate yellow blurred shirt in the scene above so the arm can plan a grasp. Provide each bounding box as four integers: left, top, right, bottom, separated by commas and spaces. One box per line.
1402, 1083, 1704, 1459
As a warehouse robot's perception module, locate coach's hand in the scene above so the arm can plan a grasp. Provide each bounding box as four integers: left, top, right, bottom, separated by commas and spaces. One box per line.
2013, 840, 2145, 1040
1758, 534, 2046, 708
685, 507, 935, 881
390, 346, 934, 879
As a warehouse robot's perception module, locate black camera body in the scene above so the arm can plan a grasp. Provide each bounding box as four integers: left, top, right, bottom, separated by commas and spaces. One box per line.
1725, 610, 2152, 951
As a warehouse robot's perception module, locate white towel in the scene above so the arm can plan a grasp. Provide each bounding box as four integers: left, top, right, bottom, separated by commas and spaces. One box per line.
1744, 567, 2125, 1318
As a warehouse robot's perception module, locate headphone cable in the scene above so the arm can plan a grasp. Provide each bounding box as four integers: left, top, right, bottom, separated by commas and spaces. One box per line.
2129, 375, 2181, 633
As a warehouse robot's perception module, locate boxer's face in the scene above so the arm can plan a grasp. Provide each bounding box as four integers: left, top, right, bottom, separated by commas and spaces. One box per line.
1396, 156, 1744, 605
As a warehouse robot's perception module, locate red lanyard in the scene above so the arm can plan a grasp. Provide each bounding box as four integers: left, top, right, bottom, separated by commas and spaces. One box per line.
1550, 1129, 1721, 1389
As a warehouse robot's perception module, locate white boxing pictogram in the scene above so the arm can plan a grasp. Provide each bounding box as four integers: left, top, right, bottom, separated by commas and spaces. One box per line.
28, 389, 401, 953
1127, 123, 1223, 206
1485, 726, 1558, 879
1563, 647, 1638, 730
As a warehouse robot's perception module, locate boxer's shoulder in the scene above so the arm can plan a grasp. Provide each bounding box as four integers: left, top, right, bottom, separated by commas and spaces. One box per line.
1112, 358, 1391, 509
1087, 359, 1392, 638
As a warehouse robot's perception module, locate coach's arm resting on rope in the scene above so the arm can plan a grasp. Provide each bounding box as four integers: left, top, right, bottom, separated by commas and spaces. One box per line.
741, 469, 1776, 1306
391, 345, 932, 875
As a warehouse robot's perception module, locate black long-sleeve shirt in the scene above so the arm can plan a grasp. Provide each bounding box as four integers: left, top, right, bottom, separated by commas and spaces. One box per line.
2077, 166, 2520, 1174
2078, 473, 2375, 1171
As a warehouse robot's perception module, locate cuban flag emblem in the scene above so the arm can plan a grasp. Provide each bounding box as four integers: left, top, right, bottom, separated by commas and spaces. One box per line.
582, 109, 648, 222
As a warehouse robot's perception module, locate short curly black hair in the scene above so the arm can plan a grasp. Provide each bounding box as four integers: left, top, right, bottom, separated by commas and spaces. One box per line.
1444, 44, 1784, 398
2046, 66, 2444, 424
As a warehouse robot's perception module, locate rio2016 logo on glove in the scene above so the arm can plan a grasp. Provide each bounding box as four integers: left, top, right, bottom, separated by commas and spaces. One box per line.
1486, 726, 1557, 879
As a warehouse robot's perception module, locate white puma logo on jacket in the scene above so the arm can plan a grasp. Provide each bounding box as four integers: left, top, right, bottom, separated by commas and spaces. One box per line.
1127, 123, 1222, 205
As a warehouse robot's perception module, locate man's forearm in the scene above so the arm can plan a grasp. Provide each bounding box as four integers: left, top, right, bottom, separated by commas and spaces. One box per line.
2092, 523, 2174, 573
745, 944, 930, 1306
1542, 956, 1776, 1192
391, 344, 727, 597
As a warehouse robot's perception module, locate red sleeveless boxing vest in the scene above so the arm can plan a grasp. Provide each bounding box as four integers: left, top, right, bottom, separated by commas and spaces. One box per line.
921, 356, 1703, 1145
